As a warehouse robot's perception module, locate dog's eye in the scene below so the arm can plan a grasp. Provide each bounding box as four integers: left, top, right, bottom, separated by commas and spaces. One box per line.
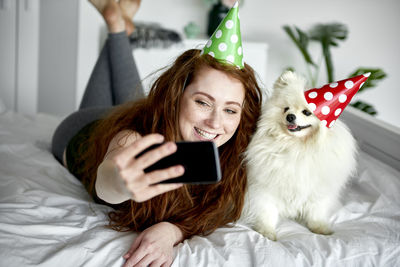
302, 109, 312, 116
284, 107, 289, 113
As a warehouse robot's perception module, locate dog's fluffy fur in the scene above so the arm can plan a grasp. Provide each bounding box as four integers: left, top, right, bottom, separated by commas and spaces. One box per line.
240, 71, 357, 241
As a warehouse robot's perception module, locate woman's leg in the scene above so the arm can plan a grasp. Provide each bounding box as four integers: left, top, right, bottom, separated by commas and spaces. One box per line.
52, 0, 143, 164
79, 44, 113, 109
80, 0, 143, 109
79, 32, 144, 109
108, 31, 144, 105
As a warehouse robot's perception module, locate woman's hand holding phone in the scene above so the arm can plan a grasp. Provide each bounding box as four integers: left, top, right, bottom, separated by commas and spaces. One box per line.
96, 133, 184, 204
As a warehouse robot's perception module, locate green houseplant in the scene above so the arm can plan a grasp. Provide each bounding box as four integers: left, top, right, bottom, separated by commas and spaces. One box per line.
283, 23, 387, 116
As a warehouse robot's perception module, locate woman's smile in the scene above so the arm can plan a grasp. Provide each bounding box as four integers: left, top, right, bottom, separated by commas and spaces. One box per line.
194, 127, 219, 140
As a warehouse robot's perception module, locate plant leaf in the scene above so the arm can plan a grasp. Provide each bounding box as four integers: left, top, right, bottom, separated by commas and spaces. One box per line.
308, 23, 348, 83
309, 23, 348, 46
283, 25, 316, 67
350, 100, 378, 116
348, 68, 387, 93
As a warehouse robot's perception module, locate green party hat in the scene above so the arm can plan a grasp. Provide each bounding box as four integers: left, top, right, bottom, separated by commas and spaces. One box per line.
202, 1, 244, 69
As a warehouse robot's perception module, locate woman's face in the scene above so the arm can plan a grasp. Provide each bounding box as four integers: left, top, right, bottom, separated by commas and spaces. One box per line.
179, 66, 245, 147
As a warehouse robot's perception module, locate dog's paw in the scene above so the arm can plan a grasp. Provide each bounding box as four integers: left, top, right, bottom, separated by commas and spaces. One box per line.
254, 225, 277, 241
307, 221, 333, 235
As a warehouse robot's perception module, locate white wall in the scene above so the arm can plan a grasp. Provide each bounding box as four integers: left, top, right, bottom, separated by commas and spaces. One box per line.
33, 0, 399, 126
129, 0, 400, 127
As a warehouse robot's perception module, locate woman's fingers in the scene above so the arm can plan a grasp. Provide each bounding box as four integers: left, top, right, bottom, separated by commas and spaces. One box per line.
147, 183, 183, 198
124, 234, 142, 260
127, 182, 183, 203
161, 261, 172, 267
134, 253, 161, 267
124, 238, 161, 267
123, 241, 148, 267
133, 142, 177, 170
144, 165, 184, 185
117, 133, 165, 166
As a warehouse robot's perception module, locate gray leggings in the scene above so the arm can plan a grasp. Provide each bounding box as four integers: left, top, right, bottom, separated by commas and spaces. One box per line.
51, 32, 144, 164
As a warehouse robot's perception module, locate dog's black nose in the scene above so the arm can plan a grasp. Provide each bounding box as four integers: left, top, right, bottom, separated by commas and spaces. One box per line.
286, 114, 296, 123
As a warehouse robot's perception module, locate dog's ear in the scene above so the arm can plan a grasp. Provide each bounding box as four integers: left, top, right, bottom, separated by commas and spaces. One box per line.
274, 71, 294, 89
273, 71, 307, 91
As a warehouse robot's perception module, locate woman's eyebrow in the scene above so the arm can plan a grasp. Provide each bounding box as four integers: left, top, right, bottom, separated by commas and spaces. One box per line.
193, 92, 242, 107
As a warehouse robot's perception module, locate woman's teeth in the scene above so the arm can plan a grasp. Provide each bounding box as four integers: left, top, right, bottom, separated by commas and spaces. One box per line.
195, 127, 217, 140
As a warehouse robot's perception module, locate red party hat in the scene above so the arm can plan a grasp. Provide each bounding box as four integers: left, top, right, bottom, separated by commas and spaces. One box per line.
304, 73, 370, 128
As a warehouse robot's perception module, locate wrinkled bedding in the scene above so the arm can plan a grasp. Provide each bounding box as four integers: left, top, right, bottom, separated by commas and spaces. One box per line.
0, 111, 399, 267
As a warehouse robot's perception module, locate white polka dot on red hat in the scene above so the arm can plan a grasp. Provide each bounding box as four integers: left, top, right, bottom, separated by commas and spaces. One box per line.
338, 94, 347, 103
321, 106, 330, 115
308, 103, 316, 112
329, 120, 336, 127
334, 108, 342, 116
324, 92, 333, 101
308, 91, 317, 99
345, 81, 354, 89
329, 82, 338, 88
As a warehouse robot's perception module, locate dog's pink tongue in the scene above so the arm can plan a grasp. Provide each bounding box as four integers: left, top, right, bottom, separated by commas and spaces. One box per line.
287, 124, 297, 129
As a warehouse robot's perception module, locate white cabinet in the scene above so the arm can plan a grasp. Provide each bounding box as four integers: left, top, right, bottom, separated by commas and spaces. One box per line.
37, 0, 101, 116
0, 0, 39, 114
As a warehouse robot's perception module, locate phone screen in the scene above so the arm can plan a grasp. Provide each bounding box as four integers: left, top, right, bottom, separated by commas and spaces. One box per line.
137, 141, 222, 184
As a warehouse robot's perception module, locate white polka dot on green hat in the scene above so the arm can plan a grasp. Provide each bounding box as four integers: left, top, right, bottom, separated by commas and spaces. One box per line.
202, 1, 244, 69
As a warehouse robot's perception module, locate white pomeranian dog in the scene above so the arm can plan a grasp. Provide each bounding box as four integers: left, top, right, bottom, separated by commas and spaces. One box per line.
241, 71, 357, 241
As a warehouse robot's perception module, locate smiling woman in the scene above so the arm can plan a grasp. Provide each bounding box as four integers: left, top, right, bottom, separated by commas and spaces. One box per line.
64, 48, 261, 267
50, 1, 262, 266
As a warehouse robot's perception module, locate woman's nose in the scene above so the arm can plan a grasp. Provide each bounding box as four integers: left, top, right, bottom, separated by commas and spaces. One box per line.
206, 110, 222, 129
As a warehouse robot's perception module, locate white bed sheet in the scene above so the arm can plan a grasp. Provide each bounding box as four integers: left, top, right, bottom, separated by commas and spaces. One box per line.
0, 111, 399, 267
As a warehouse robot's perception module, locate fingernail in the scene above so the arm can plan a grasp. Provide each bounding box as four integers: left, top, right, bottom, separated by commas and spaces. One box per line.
176, 166, 184, 173
168, 142, 176, 151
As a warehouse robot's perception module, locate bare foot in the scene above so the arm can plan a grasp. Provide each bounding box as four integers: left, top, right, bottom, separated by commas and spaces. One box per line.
119, 0, 141, 35
89, 0, 125, 33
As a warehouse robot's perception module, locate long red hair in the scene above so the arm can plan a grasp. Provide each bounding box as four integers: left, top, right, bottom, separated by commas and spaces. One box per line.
79, 49, 262, 238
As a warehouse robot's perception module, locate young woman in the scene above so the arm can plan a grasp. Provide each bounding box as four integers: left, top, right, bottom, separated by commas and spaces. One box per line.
51, 1, 262, 266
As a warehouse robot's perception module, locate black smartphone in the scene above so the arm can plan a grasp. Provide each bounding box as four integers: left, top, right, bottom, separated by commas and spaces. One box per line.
136, 141, 222, 184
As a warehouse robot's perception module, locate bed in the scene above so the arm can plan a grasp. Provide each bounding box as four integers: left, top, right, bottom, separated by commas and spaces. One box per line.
1, 101, 400, 267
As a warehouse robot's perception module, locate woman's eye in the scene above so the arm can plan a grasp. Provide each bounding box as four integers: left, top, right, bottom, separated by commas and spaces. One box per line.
225, 109, 237, 114
302, 109, 312, 116
284, 107, 289, 113
195, 100, 209, 106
